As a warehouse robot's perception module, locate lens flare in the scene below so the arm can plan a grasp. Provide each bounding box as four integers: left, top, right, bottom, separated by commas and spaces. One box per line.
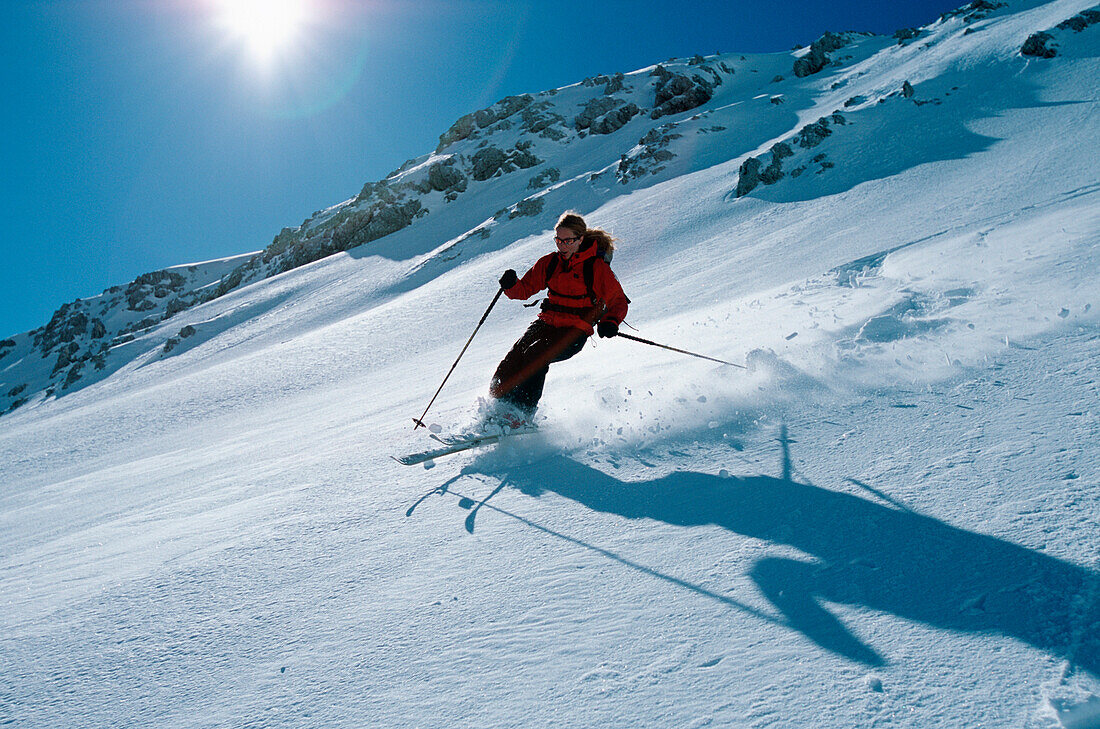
212, 0, 310, 64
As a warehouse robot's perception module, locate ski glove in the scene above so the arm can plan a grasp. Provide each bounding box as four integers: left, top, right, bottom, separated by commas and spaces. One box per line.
597, 321, 619, 338
499, 269, 518, 290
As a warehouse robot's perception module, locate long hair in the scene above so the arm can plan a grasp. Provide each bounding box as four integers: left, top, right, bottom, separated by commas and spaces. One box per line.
556, 211, 616, 254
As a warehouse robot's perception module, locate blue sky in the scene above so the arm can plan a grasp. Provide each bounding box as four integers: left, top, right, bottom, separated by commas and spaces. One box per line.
0, 0, 965, 338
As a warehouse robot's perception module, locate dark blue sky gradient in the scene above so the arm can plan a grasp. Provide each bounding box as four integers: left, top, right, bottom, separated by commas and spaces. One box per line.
0, 0, 965, 337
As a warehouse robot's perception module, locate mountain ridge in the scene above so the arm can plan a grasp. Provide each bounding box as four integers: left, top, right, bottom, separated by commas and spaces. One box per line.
2, 0, 1097, 418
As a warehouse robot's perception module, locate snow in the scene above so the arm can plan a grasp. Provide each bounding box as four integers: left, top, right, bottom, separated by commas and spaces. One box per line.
2, 1, 1099, 726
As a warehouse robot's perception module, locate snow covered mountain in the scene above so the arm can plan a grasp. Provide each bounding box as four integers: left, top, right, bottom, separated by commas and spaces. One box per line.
2, 1, 1099, 726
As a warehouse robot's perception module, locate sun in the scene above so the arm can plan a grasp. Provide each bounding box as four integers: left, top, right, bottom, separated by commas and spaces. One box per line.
212, 0, 311, 64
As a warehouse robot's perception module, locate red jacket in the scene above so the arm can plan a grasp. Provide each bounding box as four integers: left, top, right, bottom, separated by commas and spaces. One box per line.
504, 242, 629, 335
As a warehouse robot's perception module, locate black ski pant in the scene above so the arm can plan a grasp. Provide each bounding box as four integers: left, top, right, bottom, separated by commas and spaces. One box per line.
490, 320, 588, 416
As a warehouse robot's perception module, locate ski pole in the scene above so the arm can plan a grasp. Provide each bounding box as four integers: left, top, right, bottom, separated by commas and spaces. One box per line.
412, 286, 505, 429
613, 331, 746, 369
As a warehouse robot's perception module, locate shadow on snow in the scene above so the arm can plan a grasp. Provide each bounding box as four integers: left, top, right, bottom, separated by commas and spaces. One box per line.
441, 430, 1099, 673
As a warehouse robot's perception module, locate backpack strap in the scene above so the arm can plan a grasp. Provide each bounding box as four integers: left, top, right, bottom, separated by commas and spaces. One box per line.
543, 255, 559, 287
583, 257, 598, 305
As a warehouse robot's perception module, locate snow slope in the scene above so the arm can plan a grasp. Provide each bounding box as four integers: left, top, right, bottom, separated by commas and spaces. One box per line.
2, 1, 1099, 726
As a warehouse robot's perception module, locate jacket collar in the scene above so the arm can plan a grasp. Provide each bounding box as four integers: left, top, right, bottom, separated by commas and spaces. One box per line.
558, 239, 598, 268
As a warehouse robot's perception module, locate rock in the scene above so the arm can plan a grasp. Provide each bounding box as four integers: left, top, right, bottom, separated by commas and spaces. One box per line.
179, 325, 197, 338
436, 94, 534, 151
617, 126, 682, 183
575, 97, 624, 130
163, 337, 179, 354
62, 362, 84, 389
894, 28, 921, 44
469, 143, 542, 181
941, 0, 1006, 23
165, 297, 192, 317
793, 31, 848, 77
650, 68, 715, 120
475, 94, 533, 129
52, 342, 80, 375
902, 80, 915, 98
436, 114, 476, 150
604, 72, 626, 94
471, 147, 508, 181
509, 197, 545, 219
590, 103, 640, 135
527, 167, 561, 190
328, 199, 426, 253
797, 118, 833, 148
1057, 9, 1100, 32
520, 101, 566, 135
427, 161, 467, 192
1020, 32, 1057, 58
735, 157, 762, 197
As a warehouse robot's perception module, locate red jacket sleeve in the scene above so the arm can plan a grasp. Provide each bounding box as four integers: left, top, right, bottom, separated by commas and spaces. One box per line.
503, 254, 552, 301
593, 260, 629, 325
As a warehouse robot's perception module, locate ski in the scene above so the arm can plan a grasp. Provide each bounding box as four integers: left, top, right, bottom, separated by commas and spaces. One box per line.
429, 423, 538, 446
392, 429, 534, 466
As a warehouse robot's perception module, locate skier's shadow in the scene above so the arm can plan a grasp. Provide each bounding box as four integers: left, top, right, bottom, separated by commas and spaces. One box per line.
473, 435, 1100, 673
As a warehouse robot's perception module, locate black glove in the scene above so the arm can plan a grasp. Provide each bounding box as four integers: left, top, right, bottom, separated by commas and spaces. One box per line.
597, 320, 619, 338
499, 269, 518, 290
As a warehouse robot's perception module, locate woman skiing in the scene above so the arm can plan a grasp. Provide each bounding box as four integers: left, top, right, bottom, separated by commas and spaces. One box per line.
487, 211, 629, 430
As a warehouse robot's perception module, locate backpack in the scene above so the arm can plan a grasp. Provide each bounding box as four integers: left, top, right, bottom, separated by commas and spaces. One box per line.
541, 241, 613, 305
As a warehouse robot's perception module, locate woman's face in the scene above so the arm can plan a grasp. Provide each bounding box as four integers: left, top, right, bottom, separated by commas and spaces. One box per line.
555, 227, 582, 258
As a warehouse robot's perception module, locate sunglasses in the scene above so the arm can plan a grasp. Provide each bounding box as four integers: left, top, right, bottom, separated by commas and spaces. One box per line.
554, 236, 581, 245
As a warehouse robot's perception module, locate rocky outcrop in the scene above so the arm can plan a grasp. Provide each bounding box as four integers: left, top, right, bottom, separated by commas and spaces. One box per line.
1021, 9, 1100, 58
734, 116, 846, 197
604, 72, 627, 94
575, 97, 624, 130
121, 271, 186, 312
1057, 8, 1100, 32
735, 157, 763, 197
576, 97, 641, 135
520, 101, 567, 139
471, 142, 542, 181
793, 32, 848, 77
941, 0, 1007, 24
528, 167, 561, 190
329, 199, 426, 254
427, 160, 467, 193
649, 66, 717, 120
437, 95, 535, 151
593, 104, 640, 135
508, 197, 545, 219
1021, 31, 1057, 57
736, 142, 795, 197
616, 125, 682, 183
894, 28, 922, 45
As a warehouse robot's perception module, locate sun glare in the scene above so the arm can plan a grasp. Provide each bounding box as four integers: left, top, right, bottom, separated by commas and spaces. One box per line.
213, 0, 311, 64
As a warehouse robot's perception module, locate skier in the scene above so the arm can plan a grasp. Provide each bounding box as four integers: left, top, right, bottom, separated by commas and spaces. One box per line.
486, 211, 629, 430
